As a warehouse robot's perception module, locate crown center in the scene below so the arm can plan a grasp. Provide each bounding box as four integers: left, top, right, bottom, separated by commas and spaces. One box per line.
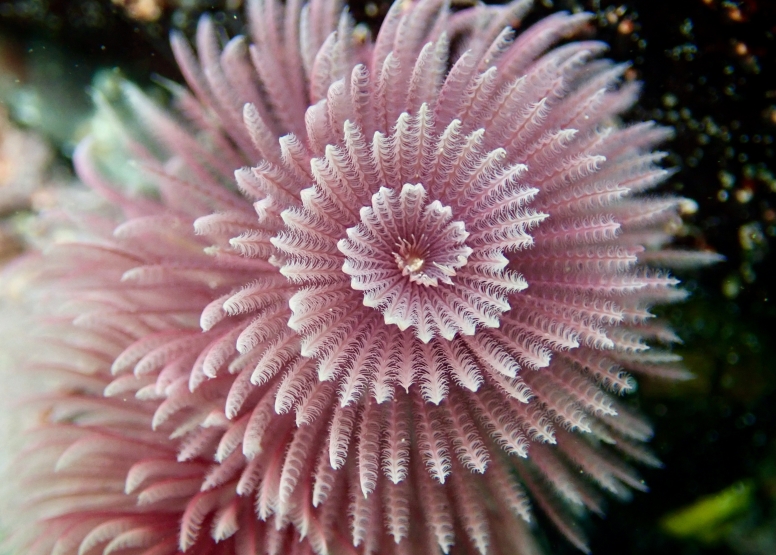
395, 235, 439, 286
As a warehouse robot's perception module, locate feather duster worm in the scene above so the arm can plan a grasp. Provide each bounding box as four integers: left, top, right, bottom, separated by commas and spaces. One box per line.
0, 1, 719, 554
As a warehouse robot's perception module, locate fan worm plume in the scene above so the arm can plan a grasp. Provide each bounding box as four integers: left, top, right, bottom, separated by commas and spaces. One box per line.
0, 1, 720, 555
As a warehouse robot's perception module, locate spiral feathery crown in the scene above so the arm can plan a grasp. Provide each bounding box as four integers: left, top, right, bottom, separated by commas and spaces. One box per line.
0, 1, 720, 555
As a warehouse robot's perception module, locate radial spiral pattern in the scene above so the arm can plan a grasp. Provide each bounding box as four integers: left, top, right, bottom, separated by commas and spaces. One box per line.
339, 182, 482, 337
0, 1, 720, 555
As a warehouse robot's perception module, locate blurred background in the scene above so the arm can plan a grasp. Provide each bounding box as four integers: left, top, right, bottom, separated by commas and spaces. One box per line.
0, 1, 773, 554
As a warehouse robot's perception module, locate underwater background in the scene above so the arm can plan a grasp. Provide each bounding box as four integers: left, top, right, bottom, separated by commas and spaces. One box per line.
0, 0, 773, 554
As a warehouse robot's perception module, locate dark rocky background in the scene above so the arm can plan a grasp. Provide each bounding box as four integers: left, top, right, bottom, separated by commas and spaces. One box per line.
0, 1, 773, 554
